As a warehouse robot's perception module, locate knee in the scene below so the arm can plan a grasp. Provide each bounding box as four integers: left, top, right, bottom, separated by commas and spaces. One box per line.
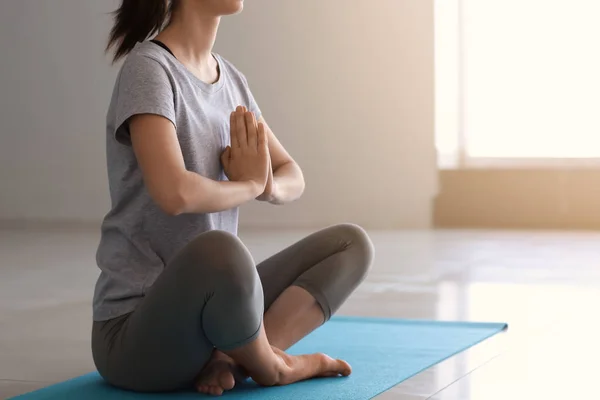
332, 223, 375, 280
179, 230, 257, 294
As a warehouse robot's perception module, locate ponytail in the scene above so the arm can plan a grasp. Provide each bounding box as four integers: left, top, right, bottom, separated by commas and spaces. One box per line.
106, 0, 177, 63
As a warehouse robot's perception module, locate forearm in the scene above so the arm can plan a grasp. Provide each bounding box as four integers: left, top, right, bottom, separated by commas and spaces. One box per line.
271, 162, 305, 205
176, 171, 259, 215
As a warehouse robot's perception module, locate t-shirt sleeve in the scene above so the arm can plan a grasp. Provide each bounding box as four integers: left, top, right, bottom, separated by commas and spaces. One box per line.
113, 56, 176, 146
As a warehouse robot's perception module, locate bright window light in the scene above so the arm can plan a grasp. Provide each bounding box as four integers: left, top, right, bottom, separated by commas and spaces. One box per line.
436, 0, 600, 163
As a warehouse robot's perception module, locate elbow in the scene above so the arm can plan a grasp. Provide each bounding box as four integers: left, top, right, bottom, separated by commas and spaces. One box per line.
298, 174, 306, 195
158, 191, 187, 216
295, 166, 306, 197
154, 180, 189, 216
289, 162, 306, 195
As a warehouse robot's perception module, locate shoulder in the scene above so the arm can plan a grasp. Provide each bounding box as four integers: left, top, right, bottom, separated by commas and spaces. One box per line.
119, 42, 175, 80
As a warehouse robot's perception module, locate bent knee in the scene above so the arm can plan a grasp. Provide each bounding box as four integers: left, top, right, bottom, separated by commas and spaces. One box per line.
333, 223, 374, 279
186, 230, 243, 252
184, 230, 249, 264
175, 230, 257, 289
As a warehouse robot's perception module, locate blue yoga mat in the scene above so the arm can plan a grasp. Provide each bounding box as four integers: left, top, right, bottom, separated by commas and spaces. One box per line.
12, 316, 507, 400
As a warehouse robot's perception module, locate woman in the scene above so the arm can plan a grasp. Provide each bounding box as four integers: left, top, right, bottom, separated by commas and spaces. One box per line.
93, 0, 374, 395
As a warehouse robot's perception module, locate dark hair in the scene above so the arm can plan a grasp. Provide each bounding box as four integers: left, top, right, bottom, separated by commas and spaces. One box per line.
106, 0, 178, 63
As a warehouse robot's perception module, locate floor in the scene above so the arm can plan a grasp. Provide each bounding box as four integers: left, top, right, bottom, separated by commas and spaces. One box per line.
2, 226, 600, 399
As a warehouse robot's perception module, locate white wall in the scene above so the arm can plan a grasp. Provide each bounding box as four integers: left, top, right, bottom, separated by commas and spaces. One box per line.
0, 0, 436, 229
0, 0, 117, 223
218, 1, 437, 229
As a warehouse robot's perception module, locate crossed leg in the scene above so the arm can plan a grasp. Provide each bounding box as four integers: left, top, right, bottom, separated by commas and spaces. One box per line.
197, 224, 373, 394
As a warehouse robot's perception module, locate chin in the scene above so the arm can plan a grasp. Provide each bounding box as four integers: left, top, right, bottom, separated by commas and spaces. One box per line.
212, 0, 244, 16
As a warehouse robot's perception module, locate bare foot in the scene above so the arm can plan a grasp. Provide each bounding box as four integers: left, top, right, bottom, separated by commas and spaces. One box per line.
196, 350, 238, 396
271, 346, 352, 385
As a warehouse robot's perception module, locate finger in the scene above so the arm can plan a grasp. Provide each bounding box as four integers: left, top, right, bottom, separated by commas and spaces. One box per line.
257, 122, 268, 152
230, 112, 240, 149
265, 156, 274, 192
236, 107, 247, 148
246, 112, 258, 149
253, 113, 259, 136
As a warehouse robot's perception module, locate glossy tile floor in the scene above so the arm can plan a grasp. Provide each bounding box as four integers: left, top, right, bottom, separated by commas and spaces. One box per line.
2, 226, 600, 399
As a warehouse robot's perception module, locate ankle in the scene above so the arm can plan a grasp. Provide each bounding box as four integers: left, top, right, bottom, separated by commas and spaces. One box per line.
252, 367, 282, 387
273, 353, 303, 386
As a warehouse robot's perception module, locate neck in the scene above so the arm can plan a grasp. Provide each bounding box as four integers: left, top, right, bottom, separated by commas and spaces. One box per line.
157, 7, 220, 67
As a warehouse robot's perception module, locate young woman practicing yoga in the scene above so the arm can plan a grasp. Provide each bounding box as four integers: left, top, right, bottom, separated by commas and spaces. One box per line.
93, 0, 374, 395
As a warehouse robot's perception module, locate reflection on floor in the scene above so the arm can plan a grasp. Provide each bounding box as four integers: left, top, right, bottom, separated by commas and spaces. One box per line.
2, 227, 599, 399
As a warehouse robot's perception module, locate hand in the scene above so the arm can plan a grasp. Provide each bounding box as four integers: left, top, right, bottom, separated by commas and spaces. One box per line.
255, 156, 277, 202
221, 107, 270, 197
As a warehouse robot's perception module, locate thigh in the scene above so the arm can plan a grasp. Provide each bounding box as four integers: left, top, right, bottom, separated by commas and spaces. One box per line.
257, 225, 353, 310
93, 231, 259, 392
93, 259, 216, 392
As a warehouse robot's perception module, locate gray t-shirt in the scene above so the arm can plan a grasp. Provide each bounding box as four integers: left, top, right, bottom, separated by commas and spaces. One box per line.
93, 41, 261, 321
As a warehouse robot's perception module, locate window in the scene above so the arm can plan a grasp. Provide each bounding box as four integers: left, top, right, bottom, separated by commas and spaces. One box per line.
436, 0, 600, 168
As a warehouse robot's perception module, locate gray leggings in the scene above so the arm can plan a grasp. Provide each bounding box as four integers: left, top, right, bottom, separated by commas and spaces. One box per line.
91, 223, 373, 392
